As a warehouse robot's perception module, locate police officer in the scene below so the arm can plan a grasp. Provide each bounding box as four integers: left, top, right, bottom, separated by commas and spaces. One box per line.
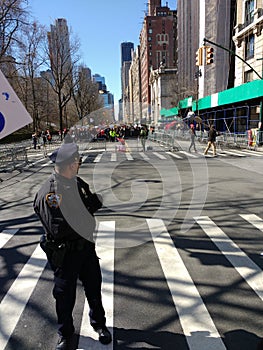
33, 142, 112, 349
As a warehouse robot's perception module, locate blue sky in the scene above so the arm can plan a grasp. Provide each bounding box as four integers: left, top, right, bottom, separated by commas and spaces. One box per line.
29, 0, 176, 102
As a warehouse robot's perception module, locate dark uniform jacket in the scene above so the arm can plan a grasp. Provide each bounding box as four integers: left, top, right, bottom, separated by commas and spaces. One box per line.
33, 172, 102, 244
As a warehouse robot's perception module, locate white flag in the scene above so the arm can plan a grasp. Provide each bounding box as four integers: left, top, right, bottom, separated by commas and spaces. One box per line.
0, 69, 33, 140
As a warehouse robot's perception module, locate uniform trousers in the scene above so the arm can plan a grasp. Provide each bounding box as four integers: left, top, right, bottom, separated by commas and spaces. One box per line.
52, 242, 106, 337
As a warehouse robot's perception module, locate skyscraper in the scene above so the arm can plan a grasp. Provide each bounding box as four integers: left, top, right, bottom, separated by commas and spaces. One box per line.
121, 42, 134, 65
47, 18, 72, 79
120, 42, 134, 121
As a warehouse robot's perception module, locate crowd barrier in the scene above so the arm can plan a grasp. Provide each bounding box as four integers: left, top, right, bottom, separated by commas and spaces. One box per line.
0, 145, 28, 172
148, 129, 252, 150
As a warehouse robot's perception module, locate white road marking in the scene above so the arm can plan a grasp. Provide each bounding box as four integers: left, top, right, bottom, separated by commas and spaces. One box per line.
240, 149, 263, 156
94, 154, 103, 163
179, 151, 198, 158
152, 152, 167, 159
147, 218, 226, 350
139, 152, 150, 160
166, 151, 183, 159
221, 150, 246, 157
0, 244, 47, 349
125, 152, 133, 161
194, 216, 263, 301
110, 153, 117, 162
0, 229, 18, 249
240, 214, 263, 232
78, 221, 115, 349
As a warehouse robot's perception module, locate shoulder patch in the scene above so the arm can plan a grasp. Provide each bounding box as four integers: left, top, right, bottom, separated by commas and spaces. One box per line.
46, 193, 62, 208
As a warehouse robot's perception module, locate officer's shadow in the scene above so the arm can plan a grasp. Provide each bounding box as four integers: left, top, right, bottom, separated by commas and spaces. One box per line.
72, 328, 262, 350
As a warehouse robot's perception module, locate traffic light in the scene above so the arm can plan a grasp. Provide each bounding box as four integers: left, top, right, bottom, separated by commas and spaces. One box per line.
206, 46, 214, 64
195, 47, 203, 66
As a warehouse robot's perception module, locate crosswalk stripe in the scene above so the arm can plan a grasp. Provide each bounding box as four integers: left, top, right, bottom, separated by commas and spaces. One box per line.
147, 218, 226, 350
139, 152, 150, 160
179, 150, 198, 158
125, 152, 133, 161
217, 152, 227, 157
110, 153, 117, 162
240, 149, 263, 156
42, 160, 52, 167
94, 154, 103, 163
152, 152, 167, 159
0, 229, 18, 249
240, 214, 263, 232
78, 221, 114, 349
224, 149, 250, 157
194, 216, 263, 301
166, 151, 183, 159
221, 150, 246, 157
0, 244, 47, 349
81, 155, 88, 163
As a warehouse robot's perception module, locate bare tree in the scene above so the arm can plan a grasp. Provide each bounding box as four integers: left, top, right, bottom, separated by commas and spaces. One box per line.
72, 64, 103, 123
15, 21, 47, 131
43, 20, 80, 138
0, 0, 29, 62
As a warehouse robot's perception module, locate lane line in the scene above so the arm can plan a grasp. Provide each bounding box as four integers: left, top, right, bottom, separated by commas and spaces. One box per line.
0, 244, 47, 349
240, 214, 263, 232
0, 229, 18, 249
147, 218, 226, 350
194, 216, 263, 301
78, 221, 114, 349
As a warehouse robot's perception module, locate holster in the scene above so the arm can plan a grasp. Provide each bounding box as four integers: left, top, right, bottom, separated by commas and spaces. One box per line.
40, 234, 67, 268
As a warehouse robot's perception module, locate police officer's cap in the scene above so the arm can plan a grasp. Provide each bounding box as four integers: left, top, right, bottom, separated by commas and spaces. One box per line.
49, 143, 79, 164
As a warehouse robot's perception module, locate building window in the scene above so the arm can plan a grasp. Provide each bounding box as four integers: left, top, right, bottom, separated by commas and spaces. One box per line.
245, 33, 254, 59
149, 28, 152, 34
148, 36, 152, 42
244, 0, 254, 26
244, 69, 253, 82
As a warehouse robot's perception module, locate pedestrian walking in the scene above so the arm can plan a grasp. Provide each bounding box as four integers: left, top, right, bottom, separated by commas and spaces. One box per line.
42, 132, 48, 157
204, 124, 218, 156
33, 142, 112, 350
188, 124, 197, 152
32, 133, 38, 150
140, 126, 147, 152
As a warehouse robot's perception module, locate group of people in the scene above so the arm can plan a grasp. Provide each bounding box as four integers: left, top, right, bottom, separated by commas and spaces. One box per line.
32, 130, 52, 150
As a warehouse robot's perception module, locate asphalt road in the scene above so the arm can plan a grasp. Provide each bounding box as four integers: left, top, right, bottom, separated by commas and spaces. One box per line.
0, 138, 263, 350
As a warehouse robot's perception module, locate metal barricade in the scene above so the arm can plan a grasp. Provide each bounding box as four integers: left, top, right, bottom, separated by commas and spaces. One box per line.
0, 145, 28, 172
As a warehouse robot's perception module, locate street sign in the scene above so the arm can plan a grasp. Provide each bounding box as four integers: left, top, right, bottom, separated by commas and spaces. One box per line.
0, 69, 32, 140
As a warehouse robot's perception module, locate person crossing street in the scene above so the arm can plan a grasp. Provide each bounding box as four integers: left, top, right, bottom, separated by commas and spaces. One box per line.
204, 124, 218, 156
